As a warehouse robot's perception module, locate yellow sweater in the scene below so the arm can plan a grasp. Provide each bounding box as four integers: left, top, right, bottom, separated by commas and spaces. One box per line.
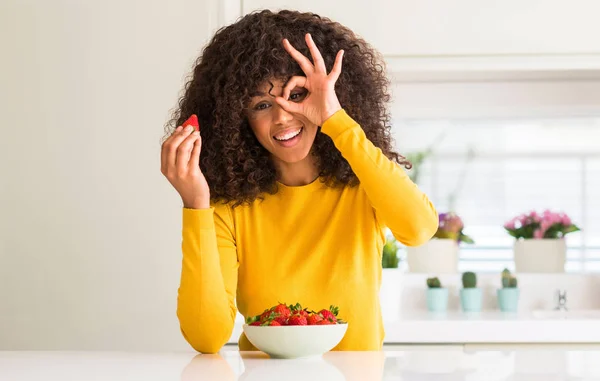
177, 109, 438, 353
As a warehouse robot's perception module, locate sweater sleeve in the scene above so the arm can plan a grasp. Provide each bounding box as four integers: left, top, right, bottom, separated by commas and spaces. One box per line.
176, 203, 238, 353
321, 109, 438, 246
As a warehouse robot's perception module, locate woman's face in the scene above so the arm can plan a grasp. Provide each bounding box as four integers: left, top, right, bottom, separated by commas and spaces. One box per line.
246, 79, 318, 164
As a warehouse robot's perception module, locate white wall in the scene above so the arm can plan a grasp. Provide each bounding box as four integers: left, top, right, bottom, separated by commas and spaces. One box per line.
0, 0, 222, 351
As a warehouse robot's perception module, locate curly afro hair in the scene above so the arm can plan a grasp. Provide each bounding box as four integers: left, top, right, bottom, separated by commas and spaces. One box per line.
162, 9, 411, 208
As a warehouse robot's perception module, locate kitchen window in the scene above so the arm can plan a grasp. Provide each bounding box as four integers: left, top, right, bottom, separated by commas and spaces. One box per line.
390, 78, 600, 273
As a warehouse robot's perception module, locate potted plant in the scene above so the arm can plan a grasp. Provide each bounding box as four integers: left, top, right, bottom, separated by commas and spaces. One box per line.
426, 277, 448, 312
497, 269, 519, 312
504, 209, 580, 273
460, 271, 482, 312
406, 212, 474, 273
382, 235, 400, 269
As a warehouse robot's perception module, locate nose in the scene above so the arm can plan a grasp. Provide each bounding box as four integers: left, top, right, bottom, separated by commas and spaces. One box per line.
273, 103, 293, 125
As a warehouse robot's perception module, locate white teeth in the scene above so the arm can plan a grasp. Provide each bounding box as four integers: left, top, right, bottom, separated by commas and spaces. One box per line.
274, 128, 302, 141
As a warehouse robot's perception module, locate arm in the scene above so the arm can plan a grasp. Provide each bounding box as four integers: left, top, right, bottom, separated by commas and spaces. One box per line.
177, 203, 238, 353
321, 109, 438, 246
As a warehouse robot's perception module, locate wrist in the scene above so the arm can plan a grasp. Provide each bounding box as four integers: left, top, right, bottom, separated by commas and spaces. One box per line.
183, 196, 210, 210
321, 104, 342, 125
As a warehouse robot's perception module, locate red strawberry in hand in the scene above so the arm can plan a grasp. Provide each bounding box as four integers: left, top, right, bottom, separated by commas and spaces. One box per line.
182, 114, 199, 132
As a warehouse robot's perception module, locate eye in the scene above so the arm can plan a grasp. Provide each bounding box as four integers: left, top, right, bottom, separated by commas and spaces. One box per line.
290, 90, 307, 102
254, 102, 270, 111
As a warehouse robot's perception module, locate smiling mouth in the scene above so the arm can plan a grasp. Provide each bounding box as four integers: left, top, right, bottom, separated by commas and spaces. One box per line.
273, 127, 303, 141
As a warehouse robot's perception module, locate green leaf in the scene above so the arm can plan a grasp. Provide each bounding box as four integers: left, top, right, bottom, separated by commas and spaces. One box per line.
245, 315, 259, 324
563, 225, 581, 234
330, 305, 339, 316
289, 303, 302, 312
460, 233, 474, 244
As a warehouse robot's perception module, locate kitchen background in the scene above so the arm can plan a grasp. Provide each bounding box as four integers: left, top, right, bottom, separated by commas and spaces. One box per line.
2, 0, 600, 351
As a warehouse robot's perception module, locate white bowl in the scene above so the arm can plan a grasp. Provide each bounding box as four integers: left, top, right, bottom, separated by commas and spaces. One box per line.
242, 323, 348, 359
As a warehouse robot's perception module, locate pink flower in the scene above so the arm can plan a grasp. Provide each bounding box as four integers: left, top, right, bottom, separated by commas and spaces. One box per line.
435, 211, 474, 243
540, 210, 566, 227
551, 213, 562, 225
541, 210, 553, 223
441, 213, 463, 234
529, 210, 541, 223
538, 219, 554, 238
561, 214, 572, 226
516, 214, 528, 228
506, 209, 579, 239
504, 218, 516, 230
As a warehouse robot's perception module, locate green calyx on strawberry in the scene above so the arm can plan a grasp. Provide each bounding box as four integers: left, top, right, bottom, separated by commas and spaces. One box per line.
245, 315, 260, 325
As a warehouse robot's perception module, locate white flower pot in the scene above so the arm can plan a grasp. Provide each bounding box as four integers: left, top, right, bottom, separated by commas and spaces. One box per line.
379, 269, 403, 322
406, 239, 459, 273
513, 239, 566, 273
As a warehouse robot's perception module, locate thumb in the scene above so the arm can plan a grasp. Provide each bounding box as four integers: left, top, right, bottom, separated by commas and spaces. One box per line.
275, 97, 303, 115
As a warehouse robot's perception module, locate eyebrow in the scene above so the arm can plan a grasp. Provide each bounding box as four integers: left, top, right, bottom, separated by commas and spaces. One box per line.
250, 86, 305, 98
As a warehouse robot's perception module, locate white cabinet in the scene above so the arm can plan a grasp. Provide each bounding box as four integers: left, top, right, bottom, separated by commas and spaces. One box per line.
241, 0, 600, 56
228, 0, 600, 78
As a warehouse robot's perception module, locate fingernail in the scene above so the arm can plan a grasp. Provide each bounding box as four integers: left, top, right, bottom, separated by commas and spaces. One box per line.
184, 125, 193, 133
176, 126, 183, 132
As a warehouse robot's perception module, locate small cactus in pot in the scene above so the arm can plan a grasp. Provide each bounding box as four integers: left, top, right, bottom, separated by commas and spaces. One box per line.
462, 271, 477, 288
498, 268, 520, 312
427, 277, 442, 288
501, 268, 518, 288
460, 271, 482, 312
426, 277, 448, 312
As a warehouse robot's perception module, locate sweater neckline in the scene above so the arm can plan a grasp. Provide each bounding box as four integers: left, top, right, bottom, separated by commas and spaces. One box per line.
275, 176, 326, 193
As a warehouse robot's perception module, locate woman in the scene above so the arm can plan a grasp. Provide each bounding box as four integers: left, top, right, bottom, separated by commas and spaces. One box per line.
160, 9, 438, 353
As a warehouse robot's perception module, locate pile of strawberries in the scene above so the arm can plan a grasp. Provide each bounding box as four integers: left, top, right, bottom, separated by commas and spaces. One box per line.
246, 303, 344, 326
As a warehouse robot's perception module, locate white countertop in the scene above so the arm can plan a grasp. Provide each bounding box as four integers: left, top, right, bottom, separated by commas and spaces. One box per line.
3, 346, 600, 380
229, 310, 600, 344
384, 310, 600, 343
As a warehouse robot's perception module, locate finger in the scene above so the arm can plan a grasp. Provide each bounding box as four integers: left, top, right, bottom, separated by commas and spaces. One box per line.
282, 38, 314, 75
161, 125, 183, 173
168, 126, 195, 172
176, 131, 200, 173
282, 76, 308, 101
305, 33, 327, 73
275, 96, 303, 115
329, 50, 344, 82
189, 133, 202, 170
